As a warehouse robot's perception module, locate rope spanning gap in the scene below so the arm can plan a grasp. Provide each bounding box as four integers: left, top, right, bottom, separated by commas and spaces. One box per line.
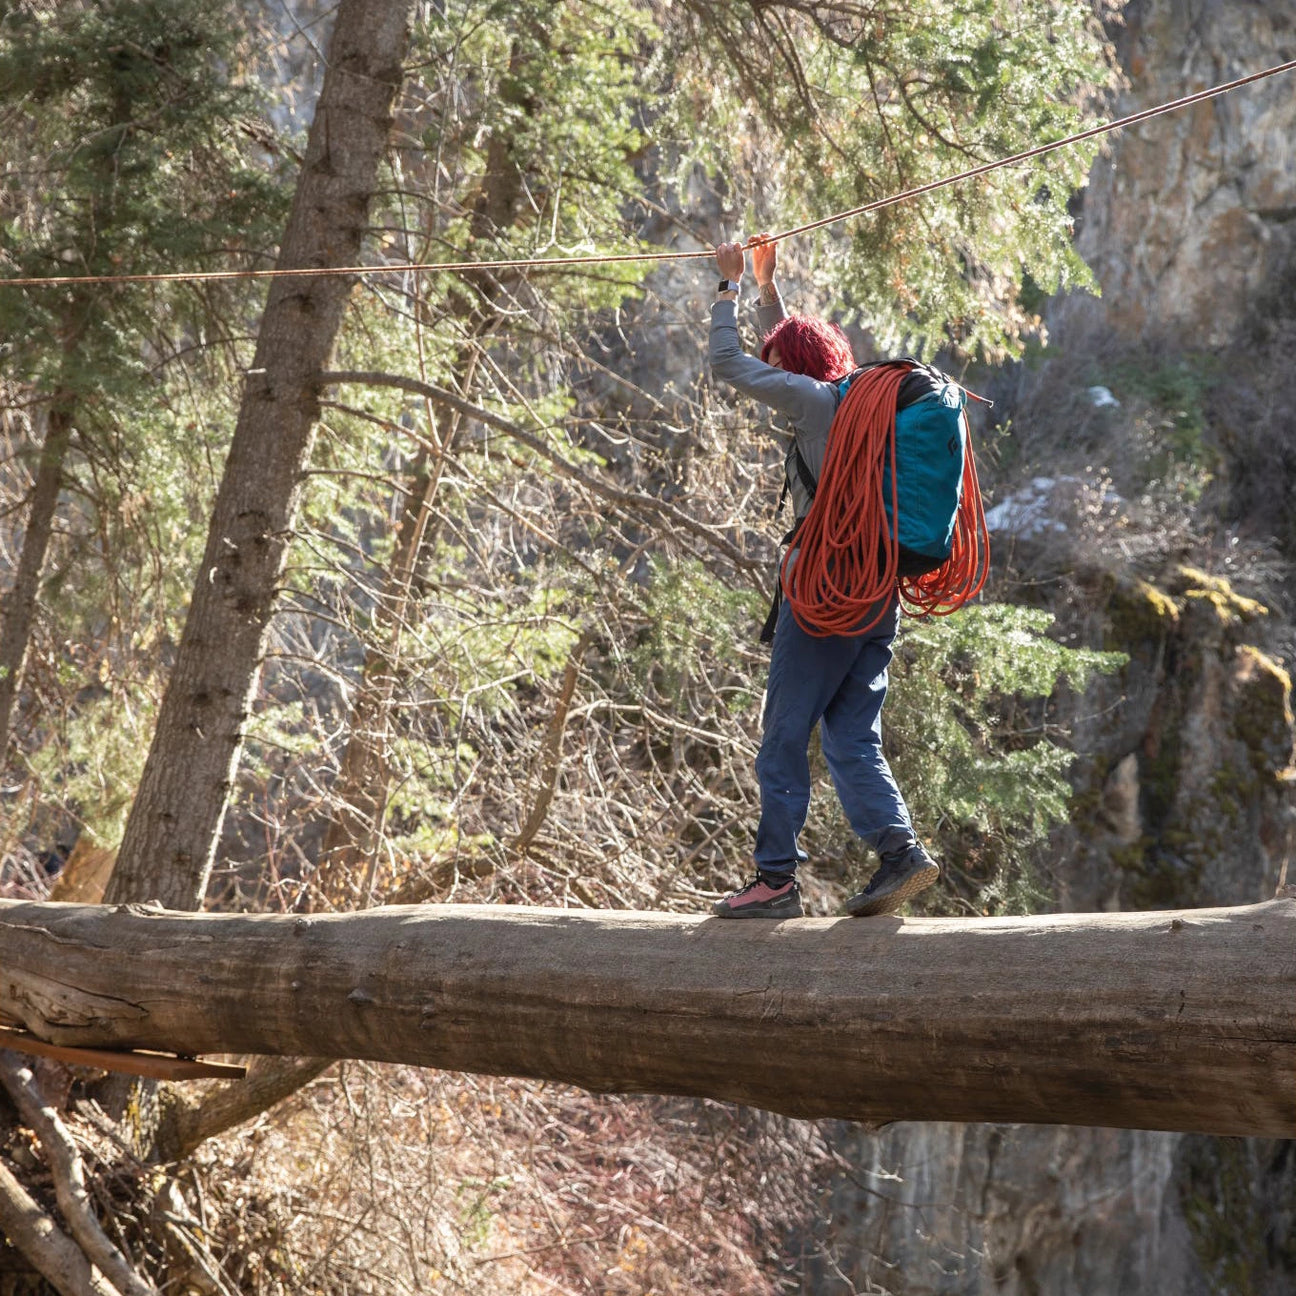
2, 56, 1294, 291
771, 55, 1296, 245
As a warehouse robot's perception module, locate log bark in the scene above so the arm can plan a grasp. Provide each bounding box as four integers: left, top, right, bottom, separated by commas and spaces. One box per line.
1, 898, 1294, 1137
106, 0, 413, 911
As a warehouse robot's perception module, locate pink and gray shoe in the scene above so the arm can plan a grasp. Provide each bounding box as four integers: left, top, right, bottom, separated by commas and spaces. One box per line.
713, 873, 803, 919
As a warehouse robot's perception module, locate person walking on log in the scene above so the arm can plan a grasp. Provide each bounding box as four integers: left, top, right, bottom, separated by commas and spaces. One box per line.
707, 235, 939, 920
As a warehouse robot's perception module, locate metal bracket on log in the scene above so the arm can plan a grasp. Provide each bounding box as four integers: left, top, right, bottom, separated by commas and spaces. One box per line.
0, 1025, 247, 1082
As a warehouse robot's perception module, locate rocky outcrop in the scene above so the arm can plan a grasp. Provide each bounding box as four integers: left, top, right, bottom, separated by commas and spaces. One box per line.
805, 1124, 1207, 1296
803, 1120, 1296, 1296
1062, 564, 1294, 913
1070, 0, 1296, 347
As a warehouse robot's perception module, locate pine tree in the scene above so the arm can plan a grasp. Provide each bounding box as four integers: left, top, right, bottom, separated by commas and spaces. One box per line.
0, 0, 288, 766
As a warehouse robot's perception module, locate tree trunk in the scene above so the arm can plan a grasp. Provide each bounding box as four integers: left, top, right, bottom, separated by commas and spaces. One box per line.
2, 898, 1293, 1137
314, 34, 534, 904
0, 404, 74, 761
106, 0, 413, 911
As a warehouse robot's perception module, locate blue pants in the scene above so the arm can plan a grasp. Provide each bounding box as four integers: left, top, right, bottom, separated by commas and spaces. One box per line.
754, 594, 912, 879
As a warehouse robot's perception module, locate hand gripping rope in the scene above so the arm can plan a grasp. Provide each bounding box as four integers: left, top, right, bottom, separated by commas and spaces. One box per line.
781, 364, 988, 638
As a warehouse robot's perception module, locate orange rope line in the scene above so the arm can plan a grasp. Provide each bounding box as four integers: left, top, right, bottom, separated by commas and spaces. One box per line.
1, 58, 1292, 291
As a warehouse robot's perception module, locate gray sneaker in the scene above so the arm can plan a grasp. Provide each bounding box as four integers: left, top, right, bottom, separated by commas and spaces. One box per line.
844, 843, 939, 917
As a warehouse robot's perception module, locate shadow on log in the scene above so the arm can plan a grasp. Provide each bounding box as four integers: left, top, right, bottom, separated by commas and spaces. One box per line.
1, 898, 1293, 1137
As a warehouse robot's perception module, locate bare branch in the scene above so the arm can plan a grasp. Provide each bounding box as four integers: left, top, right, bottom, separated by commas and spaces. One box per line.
0, 1052, 157, 1296
157, 1057, 334, 1163
0, 1150, 120, 1296
320, 370, 766, 583
513, 632, 593, 854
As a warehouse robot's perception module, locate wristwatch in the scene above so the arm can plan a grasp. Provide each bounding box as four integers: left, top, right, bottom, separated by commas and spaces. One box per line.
717, 278, 741, 294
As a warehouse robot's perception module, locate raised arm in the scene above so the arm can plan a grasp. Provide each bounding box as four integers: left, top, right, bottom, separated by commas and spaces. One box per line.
707, 238, 837, 430
752, 230, 786, 335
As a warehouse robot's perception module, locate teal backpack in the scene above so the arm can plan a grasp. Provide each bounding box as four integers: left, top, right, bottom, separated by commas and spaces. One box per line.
761, 360, 977, 642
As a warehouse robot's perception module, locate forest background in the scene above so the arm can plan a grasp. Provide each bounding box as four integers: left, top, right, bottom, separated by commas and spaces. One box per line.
0, 0, 1292, 1293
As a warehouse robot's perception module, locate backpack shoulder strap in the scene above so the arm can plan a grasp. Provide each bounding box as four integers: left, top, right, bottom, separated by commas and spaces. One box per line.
777, 441, 818, 514
791, 367, 869, 503
783, 359, 954, 510
793, 443, 817, 502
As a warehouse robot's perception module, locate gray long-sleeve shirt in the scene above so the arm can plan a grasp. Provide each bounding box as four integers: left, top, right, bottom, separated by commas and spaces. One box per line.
708, 294, 841, 519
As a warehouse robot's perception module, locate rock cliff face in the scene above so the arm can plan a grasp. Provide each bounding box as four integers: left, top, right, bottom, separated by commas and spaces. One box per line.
804, 1123, 1296, 1295
804, 1125, 1206, 1296
804, 3, 1296, 1291
1062, 564, 1294, 914
1070, 0, 1296, 347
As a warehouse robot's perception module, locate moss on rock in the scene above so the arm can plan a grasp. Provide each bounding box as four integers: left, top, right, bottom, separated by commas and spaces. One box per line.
1170, 565, 1268, 624
1083, 562, 1295, 909
1231, 645, 1295, 781
1103, 575, 1180, 656
1179, 1137, 1271, 1295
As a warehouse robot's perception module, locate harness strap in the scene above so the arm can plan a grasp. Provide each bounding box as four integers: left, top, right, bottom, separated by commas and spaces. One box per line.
759, 519, 804, 644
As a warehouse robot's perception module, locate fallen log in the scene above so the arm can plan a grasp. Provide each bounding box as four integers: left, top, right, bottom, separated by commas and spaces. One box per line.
1, 898, 1293, 1137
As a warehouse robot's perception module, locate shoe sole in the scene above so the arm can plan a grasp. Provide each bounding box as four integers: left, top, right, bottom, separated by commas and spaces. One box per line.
712, 900, 804, 919
845, 864, 939, 918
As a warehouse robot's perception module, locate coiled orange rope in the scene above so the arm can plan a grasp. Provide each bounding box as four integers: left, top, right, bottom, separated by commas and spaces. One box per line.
781, 364, 989, 637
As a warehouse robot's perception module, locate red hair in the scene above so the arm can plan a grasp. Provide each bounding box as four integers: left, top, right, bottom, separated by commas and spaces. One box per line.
761, 314, 855, 382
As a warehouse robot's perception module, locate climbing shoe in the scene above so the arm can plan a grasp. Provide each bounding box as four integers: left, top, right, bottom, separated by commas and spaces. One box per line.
844, 842, 939, 917
713, 874, 803, 919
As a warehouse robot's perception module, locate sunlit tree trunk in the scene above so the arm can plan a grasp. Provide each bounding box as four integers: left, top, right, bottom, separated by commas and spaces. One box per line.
311, 440, 449, 905
106, 0, 414, 910
312, 32, 541, 904
310, 344, 488, 909
0, 402, 73, 761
